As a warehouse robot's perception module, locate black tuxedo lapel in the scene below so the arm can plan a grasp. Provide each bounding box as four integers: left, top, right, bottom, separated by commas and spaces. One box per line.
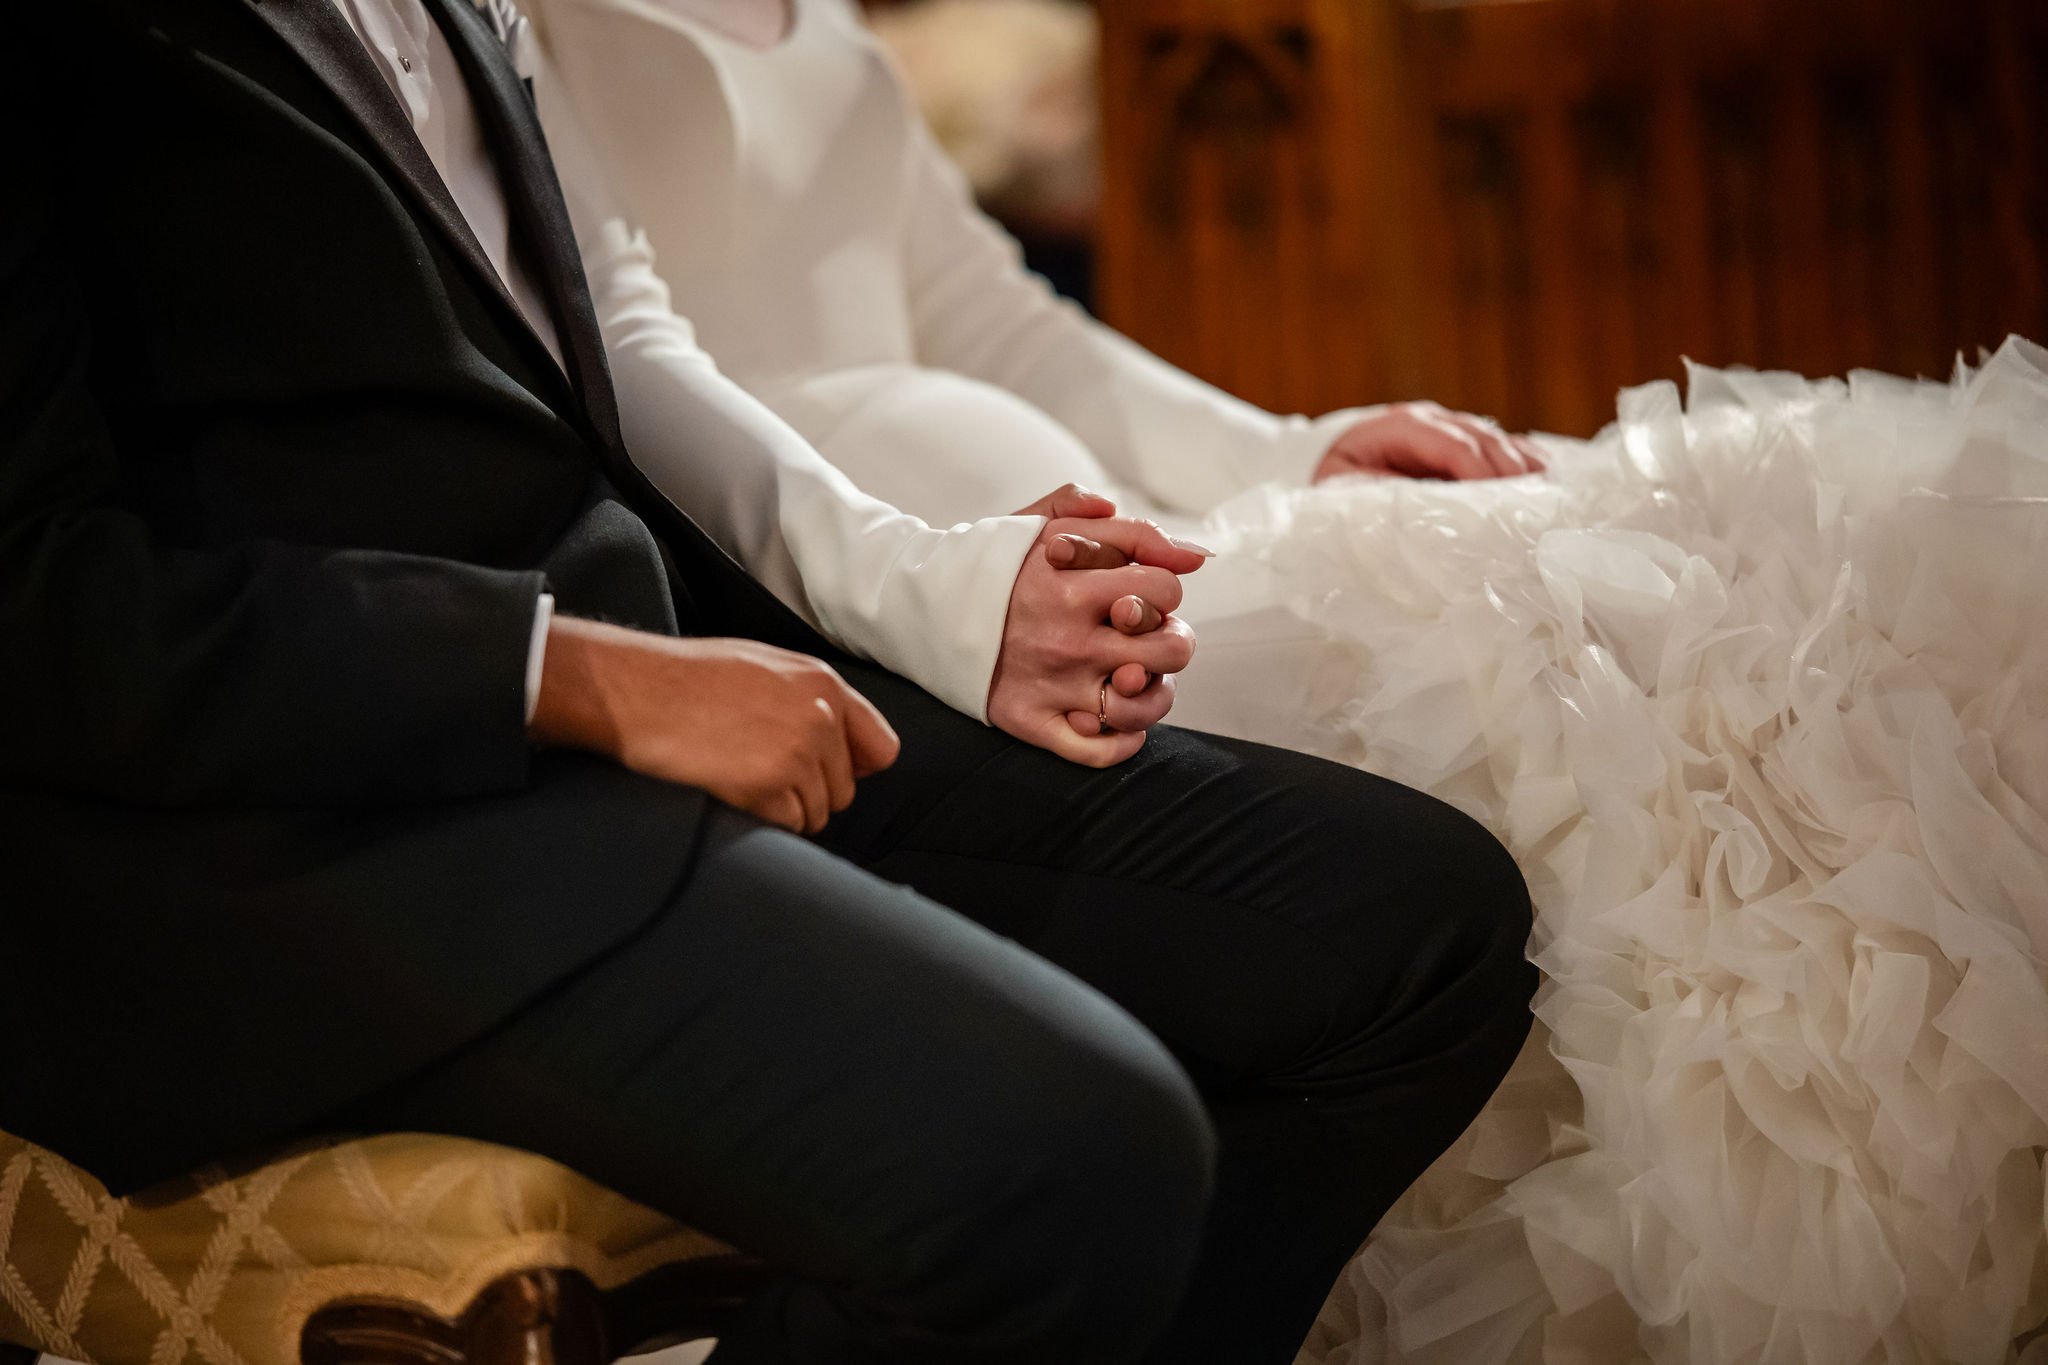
421, 0, 624, 453
417, 0, 835, 659
237, 0, 570, 396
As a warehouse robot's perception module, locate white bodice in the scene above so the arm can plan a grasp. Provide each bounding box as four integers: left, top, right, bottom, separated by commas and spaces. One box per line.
630, 0, 919, 383
534, 0, 1140, 521
530, 2, 891, 370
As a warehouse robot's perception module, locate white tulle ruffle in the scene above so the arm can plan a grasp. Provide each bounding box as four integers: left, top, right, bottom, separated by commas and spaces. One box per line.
1233, 338, 2048, 1365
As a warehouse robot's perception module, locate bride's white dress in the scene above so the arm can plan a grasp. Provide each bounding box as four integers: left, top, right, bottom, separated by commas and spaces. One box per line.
530, 1, 2048, 1359
1275, 345, 2048, 1365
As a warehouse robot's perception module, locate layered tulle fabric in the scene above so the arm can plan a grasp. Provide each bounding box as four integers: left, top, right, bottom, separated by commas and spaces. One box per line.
1230, 339, 2048, 1365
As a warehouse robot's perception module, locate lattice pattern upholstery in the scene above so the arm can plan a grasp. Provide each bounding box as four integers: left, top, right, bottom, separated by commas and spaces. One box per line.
0, 1130, 728, 1365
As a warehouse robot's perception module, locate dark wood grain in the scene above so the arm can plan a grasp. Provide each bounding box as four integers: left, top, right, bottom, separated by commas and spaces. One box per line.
1099, 0, 2048, 435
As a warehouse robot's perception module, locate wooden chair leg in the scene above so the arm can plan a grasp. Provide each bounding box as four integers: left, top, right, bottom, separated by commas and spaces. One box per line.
466, 1270, 607, 1365
600, 1253, 763, 1356
302, 1254, 766, 1365
303, 1268, 606, 1365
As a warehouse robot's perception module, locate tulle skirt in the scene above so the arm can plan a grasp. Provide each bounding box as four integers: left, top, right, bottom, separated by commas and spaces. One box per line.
1182, 339, 2048, 1365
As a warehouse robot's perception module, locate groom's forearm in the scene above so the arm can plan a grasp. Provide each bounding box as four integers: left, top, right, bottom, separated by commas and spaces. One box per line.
527, 614, 632, 756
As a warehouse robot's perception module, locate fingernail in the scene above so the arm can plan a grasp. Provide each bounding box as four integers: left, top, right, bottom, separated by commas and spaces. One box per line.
1119, 597, 1141, 626
1168, 536, 1215, 557
1047, 535, 1076, 564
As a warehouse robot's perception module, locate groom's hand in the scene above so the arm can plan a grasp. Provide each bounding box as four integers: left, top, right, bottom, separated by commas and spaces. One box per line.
529, 616, 899, 834
989, 493, 1205, 767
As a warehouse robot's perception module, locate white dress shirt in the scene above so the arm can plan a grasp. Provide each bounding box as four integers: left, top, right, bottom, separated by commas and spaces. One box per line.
333, 0, 1043, 723
327, 0, 564, 370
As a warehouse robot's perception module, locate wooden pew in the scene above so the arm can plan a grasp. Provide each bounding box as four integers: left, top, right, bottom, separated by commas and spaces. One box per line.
1097, 0, 2047, 434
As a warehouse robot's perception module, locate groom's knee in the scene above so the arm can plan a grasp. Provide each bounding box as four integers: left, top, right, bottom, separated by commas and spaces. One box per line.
1268, 763, 1535, 1086
1364, 799, 1533, 1078
1403, 799, 1537, 1058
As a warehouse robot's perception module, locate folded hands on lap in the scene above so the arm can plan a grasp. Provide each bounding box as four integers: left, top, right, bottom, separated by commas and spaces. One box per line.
988, 484, 1206, 766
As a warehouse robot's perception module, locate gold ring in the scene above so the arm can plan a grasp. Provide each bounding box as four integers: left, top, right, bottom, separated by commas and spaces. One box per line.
1097, 678, 1112, 735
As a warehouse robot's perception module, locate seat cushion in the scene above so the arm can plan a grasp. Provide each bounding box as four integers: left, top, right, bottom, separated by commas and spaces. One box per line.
0, 1130, 728, 1365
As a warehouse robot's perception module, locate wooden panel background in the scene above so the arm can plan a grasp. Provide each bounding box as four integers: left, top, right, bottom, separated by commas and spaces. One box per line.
1096, 0, 2048, 435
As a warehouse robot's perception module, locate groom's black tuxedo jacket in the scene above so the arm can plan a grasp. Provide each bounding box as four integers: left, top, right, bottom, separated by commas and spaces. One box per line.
2, 0, 836, 1191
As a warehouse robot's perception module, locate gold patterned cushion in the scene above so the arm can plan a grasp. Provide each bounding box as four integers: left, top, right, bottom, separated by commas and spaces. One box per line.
0, 1130, 728, 1365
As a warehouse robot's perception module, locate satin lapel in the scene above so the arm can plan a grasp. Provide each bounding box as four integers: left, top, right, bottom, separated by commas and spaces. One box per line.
422, 0, 833, 652
237, 0, 570, 393
422, 0, 623, 452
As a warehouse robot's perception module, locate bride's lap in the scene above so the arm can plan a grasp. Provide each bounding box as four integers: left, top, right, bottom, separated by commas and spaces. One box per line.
1276, 346, 2048, 1364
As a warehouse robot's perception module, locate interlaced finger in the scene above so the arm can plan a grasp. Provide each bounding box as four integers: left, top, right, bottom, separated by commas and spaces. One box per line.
1044, 533, 1132, 571
1109, 594, 1163, 636
1102, 672, 1174, 732
1090, 615, 1194, 678
1109, 661, 1151, 696
1083, 563, 1183, 619
1065, 516, 1211, 575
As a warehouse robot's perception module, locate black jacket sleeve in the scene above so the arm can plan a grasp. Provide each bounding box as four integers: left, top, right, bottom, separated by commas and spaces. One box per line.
0, 98, 548, 807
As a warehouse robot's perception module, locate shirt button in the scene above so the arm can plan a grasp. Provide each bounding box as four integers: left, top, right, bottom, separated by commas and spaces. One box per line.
399, 55, 414, 72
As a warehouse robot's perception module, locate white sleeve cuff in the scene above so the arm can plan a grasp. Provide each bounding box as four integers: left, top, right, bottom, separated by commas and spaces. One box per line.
524, 592, 555, 725
817, 514, 1045, 725
914, 515, 1043, 724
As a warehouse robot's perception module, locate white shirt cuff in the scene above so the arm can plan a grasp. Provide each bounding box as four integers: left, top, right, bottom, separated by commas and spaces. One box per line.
524, 592, 555, 725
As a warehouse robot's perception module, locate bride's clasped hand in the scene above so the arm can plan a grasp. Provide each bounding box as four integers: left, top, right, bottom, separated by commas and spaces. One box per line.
990, 482, 1206, 765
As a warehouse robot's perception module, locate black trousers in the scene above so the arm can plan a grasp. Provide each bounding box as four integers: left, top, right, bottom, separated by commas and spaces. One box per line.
338, 663, 1534, 1363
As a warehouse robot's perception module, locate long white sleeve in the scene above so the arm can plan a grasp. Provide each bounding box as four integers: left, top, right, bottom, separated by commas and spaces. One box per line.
898, 113, 1376, 516
534, 53, 1044, 723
